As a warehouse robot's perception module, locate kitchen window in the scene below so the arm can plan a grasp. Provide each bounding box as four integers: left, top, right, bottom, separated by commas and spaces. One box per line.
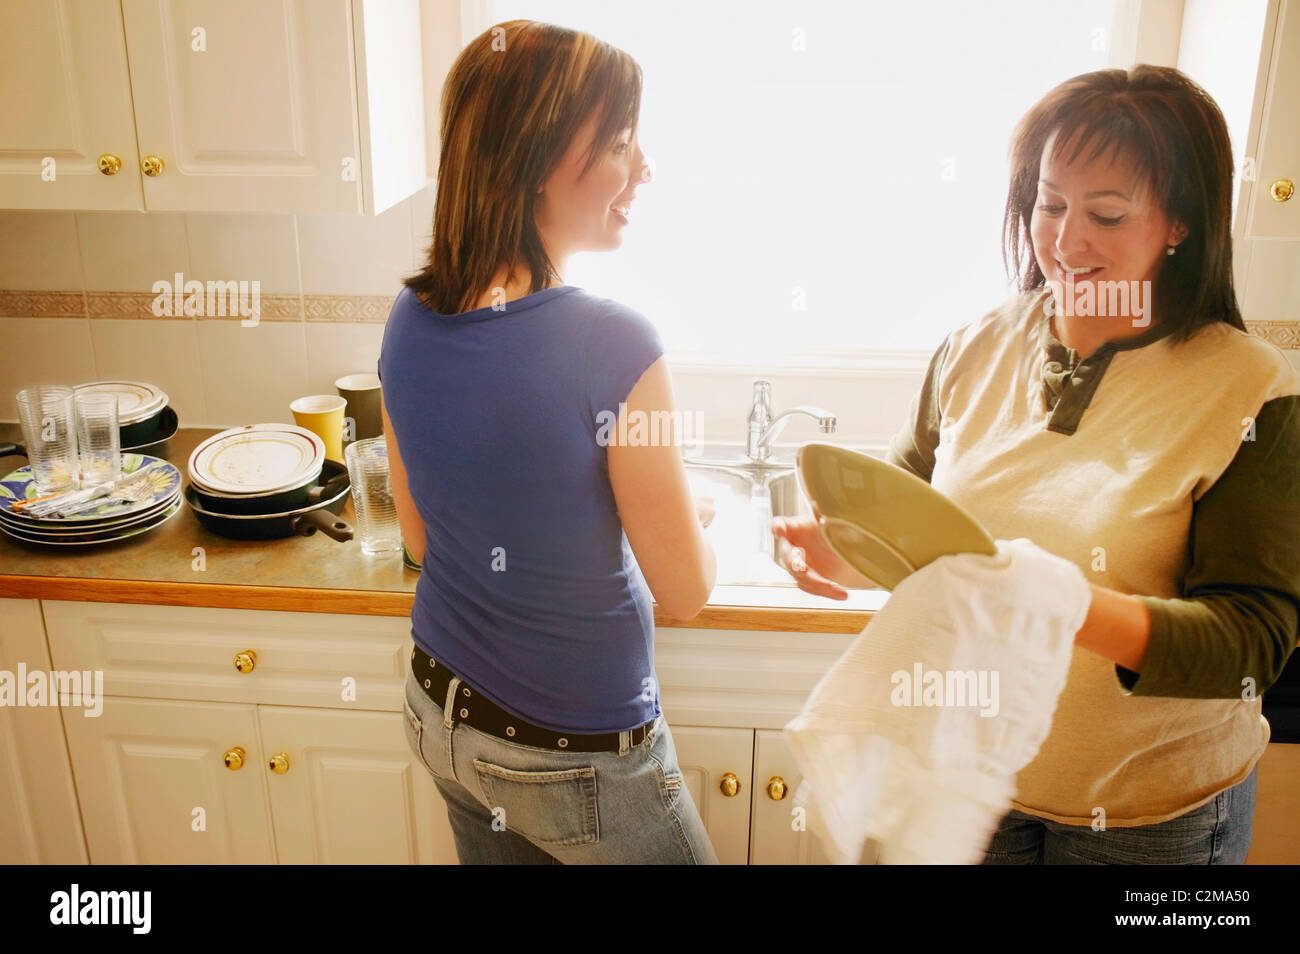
461, 0, 1121, 366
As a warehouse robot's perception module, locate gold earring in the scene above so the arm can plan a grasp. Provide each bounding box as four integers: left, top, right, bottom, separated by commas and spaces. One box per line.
1166, 246, 1176, 256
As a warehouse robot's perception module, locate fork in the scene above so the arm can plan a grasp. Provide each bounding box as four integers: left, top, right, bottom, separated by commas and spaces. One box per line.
23, 463, 163, 518
47, 475, 163, 517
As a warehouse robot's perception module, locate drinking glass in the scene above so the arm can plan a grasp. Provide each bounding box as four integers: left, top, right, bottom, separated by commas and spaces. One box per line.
74, 391, 121, 486
15, 386, 80, 495
344, 437, 401, 554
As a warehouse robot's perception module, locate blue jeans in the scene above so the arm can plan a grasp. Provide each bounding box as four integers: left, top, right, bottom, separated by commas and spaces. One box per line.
982, 766, 1258, 864
402, 661, 719, 864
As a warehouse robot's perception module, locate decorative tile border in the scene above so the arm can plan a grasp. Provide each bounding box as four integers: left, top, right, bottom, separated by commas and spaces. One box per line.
0, 290, 86, 318
303, 294, 396, 322
84, 291, 305, 321
0, 289, 1296, 343
1245, 321, 1300, 350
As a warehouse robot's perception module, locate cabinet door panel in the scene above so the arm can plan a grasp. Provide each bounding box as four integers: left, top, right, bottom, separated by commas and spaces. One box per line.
1246, 0, 1300, 239
258, 705, 456, 864
120, 0, 361, 211
667, 724, 753, 865
751, 729, 875, 865
0, 598, 88, 862
61, 696, 275, 864
0, 0, 142, 209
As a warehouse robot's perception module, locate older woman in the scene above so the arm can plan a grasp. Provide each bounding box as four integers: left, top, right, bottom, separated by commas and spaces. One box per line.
775, 65, 1300, 864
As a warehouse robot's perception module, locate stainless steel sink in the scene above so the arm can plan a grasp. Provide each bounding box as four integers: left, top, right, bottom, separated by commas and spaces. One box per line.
678, 379, 833, 586
684, 462, 812, 586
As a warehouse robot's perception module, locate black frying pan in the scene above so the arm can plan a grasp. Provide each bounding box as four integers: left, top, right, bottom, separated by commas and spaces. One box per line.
191, 460, 349, 515
185, 459, 353, 541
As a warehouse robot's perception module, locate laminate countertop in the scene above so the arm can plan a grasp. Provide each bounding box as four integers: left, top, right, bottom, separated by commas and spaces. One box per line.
0, 423, 885, 633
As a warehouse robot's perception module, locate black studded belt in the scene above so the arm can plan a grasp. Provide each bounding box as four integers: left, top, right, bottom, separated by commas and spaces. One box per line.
410, 645, 656, 753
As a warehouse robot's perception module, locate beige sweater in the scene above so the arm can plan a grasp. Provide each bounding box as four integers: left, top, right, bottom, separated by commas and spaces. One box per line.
887, 288, 1300, 826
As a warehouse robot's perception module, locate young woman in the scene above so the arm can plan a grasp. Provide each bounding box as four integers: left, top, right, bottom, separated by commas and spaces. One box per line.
379, 20, 718, 864
775, 65, 1300, 864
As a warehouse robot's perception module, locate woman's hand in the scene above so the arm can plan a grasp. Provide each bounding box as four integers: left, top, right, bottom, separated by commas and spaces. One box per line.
693, 495, 715, 528
772, 515, 875, 600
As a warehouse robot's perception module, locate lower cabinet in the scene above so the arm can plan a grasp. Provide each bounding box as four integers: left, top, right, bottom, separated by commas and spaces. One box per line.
6, 597, 1293, 864
60, 696, 455, 864
9, 598, 864, 864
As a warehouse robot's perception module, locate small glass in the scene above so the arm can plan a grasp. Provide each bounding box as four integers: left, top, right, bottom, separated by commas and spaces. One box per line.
74, 391, 121, 486
344, 437, 402, 554
15, 385, 80, 495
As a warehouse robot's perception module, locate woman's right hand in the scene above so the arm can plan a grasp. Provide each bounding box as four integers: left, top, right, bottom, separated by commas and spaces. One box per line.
772, 515, 875, 600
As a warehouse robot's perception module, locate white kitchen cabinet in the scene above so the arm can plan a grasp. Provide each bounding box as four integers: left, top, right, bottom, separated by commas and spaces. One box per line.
31, 599, 858, 864
0, 0, 427, 213
0, 598, 87, 863
0, 0, 142, 210
1239, 0, 1300, 241
258, 704, 456, 864
667, 725, 754, 865
60, 696, 276, 864
749, 729, 843, 865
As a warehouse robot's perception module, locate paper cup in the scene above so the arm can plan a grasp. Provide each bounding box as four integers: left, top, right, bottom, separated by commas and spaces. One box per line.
335, 372, 383, 443
290, 395, 347, 462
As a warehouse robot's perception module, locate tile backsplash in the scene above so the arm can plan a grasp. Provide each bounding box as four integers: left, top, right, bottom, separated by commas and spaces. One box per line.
0, 183, 435, 428
2, 190, 1298, 441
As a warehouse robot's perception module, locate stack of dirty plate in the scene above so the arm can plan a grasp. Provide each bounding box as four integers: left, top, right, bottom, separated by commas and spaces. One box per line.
74, 380, 178, 450
0, 453, 184, 546
184, 424, 352, 542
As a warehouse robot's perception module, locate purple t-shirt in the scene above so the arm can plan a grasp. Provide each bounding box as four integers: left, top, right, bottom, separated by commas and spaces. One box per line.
377, 284, 665, 733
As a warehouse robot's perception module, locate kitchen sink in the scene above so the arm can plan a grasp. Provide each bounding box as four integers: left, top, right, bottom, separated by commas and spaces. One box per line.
684, 461, 812, 586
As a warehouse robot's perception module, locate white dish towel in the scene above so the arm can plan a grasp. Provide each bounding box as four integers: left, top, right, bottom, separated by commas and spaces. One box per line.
784, 537, 1092, 864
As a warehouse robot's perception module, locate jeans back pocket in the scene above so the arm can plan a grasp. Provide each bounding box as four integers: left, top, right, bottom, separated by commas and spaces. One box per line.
472, 760, 599, 847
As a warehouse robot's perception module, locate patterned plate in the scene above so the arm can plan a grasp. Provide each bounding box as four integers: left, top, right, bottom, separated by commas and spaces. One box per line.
0, 499, 182, 546
0, 489, 181, 535
0, 454, 182, 523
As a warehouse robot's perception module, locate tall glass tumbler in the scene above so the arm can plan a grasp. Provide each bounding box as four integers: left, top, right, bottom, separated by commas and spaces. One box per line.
344, 437, 402, 554
15, 386, 80, 495
74, 391, 121, 486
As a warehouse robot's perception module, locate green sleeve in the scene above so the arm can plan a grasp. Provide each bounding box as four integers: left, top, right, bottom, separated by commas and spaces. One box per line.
885, 336, 949, 484
1120, 394, 1300, 699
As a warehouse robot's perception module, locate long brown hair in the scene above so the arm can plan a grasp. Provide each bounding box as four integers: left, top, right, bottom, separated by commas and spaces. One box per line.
406, 20, 642, 315
1003, 65, 1244, 341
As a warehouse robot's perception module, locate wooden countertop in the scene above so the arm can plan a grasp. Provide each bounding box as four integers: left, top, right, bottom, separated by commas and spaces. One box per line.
0, 424, 883, 633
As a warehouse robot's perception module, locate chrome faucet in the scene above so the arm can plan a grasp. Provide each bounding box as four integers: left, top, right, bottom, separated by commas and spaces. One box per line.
746, 380, 837, 463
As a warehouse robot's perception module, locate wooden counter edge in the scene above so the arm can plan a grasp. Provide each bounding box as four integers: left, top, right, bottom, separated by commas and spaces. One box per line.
0, 575, 874, 634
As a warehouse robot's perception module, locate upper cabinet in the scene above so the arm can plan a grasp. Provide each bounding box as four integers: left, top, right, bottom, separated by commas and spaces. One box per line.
1241, 0, 1300, 240
0, 0, 427, 214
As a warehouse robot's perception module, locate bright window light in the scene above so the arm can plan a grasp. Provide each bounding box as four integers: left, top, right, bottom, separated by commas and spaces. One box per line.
465, 0, 1117, 359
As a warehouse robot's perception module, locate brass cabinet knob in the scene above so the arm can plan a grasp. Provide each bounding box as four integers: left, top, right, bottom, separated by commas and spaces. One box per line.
97, 154, 122, 175
233, 650, 257, 674
767, 776, 787, 800
141, 155, 165, 177
719, 772, 740, 797
223, 746, 246, 770
268, 752, 290, 774
1271, 179, 1295, 202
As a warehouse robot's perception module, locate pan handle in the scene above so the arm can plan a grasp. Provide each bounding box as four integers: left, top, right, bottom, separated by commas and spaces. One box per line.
307, 471, 351, 504
294, 507, 354, 542
0, 442, 28, 458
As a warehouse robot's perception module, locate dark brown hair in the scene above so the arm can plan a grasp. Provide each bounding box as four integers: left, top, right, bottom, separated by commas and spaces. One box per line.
406, 20, 642, 314
1003, 65, 1244, 341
